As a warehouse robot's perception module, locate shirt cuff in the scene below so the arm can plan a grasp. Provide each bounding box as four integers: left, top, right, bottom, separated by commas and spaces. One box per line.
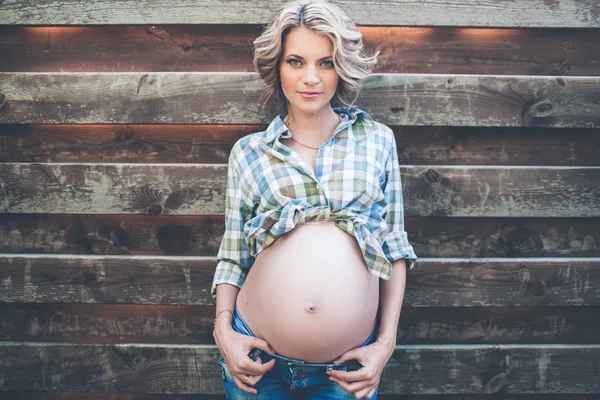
382, 230, 418, 270
211, 260, 247, 299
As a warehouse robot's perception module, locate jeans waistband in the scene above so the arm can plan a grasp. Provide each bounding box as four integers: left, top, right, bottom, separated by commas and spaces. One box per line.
233, 305, 379, 368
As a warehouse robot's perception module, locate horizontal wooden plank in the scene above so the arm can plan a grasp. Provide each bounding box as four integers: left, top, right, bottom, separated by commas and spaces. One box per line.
2, 26, 600, 76
2, 393, 598, 400
0, 214, 225, 255
2, 124, 600, 166
0, 343, 598, 394
1, 73, 599, 127
1, 0, 599, 27
1, 303, 599, 344
1, 215, 599, 259
0, 256, 598, 306
1, 164, 599, 217
0, 163, 225, 215
0, 256, 215, 305
0, 124, 252, 164
0, 394, 230, 400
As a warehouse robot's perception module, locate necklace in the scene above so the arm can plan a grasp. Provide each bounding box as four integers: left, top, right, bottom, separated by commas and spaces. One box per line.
284, 114, 342, 150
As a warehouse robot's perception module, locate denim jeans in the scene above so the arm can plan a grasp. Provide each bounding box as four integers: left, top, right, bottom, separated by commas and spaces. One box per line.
219, 306, 379, 399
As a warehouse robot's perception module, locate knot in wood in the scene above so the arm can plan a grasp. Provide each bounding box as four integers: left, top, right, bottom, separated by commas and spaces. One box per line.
116, 128, 135, 141
132, 355, 145, 367
0, 93, 7, 110
528, 101, 556, 118
527, 279, 548, 298
148, 204, 162, 215
483, 372, 507, 393
424, 169, 440, 183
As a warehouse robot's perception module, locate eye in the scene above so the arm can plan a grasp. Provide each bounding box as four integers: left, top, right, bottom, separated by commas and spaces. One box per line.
323, 60, 334, 68
287, 59, 301, 67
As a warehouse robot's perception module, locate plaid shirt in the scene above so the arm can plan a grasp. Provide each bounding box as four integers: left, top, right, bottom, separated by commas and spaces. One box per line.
211, 107, 417, 298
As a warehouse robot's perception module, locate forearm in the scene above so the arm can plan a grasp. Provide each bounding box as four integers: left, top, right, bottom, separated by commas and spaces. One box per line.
377, 259, 407, 347
214, 283, 240, 330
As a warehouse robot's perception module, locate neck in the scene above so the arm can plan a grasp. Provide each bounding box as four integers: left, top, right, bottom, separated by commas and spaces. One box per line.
284, 105, 339, 144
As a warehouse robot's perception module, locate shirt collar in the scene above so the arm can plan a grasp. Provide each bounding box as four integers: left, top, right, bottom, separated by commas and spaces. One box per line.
262, 106, 369, 146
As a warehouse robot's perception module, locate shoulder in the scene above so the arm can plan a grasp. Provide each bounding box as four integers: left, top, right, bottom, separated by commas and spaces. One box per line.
351, 108, 395, 148
231, 131, 263, 153
229, 129, 271, 168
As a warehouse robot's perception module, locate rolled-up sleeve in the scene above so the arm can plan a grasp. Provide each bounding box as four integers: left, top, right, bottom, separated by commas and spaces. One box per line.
211, 142, 255, 298
380, 130, 418, 270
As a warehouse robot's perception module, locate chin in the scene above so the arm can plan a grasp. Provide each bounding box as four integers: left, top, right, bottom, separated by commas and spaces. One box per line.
290, 100, 334, 114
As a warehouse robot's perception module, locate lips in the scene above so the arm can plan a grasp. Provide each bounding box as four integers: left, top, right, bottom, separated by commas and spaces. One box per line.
298, 91, 322, 99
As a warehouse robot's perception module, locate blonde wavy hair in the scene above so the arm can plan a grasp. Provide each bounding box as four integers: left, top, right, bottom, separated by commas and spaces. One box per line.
253, 0, 379, 110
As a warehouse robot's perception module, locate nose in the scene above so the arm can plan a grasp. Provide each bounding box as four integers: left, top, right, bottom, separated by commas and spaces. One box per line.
302, 65, 320, 85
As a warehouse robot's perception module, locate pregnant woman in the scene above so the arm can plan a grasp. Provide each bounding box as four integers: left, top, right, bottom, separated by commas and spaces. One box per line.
212, 1, 418, 398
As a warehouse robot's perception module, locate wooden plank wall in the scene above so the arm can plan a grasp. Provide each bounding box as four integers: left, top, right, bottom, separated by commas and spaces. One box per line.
1, 0, 600, 398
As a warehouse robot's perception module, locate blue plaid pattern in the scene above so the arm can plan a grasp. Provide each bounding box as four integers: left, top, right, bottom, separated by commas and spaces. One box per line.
211, 107, 417, 298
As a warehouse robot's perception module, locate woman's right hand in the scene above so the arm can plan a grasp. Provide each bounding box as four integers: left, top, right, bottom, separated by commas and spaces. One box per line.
214, 321, 277, 394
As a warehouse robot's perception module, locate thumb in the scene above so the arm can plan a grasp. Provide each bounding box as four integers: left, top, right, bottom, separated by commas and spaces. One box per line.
333, 349, 358, 364
251, 337, 275, 353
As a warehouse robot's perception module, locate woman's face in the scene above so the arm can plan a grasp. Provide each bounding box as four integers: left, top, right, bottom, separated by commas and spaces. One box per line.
279, 27, 339, 116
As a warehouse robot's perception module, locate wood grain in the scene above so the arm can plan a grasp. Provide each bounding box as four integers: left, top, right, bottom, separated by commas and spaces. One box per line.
1, 164, 599, 217
1, 0, 599, 27
1, 393, 597, 400
1, 73, 599, 127
2, 124, 600, 166
1, 303, 598, 345
0, 257, 597, 306
1, 26, 599, 76
0, 343, 598, 394
1, 215, 599, 258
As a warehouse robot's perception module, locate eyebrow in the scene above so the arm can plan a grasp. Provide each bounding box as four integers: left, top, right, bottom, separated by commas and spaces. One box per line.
285, 53, 333, 61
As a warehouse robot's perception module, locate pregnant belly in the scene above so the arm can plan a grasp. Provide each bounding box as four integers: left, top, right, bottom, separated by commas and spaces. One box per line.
236, 221, 380, 363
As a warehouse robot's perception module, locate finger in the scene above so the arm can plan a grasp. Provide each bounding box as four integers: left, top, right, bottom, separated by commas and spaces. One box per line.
242, 373, 260, 386
333, 349, 358, 364
329, 375, 371, 394
250, 336, 276, 353
355, 385, 377, 399
232, 375, 258, 394
327, 368, 364, 382
242, 356, 276, 376
366, 387, 377, 398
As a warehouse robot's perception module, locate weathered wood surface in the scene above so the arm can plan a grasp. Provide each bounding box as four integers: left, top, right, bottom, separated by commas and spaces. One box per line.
0, 256, 215, 305
2, 214, 599, 258
0, 164, 225, 215
2, 124, 600, 166
0, 214, 225, 255
1, 303, 599, 345
0, 343, 598, 394
0, 124, 253, 164
1, 394, 598, 400
1, 73, 600, 127
0, 257, 598, 306
1, 0, 599, 27
1, 164, 599, 217
2, 26, 599, 76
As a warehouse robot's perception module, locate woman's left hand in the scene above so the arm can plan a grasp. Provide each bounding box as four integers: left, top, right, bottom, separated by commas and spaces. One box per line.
326, 338, 394, 399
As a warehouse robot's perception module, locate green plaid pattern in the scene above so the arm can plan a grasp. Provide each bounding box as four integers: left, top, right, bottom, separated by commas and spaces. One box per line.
211, 107, 417, 298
